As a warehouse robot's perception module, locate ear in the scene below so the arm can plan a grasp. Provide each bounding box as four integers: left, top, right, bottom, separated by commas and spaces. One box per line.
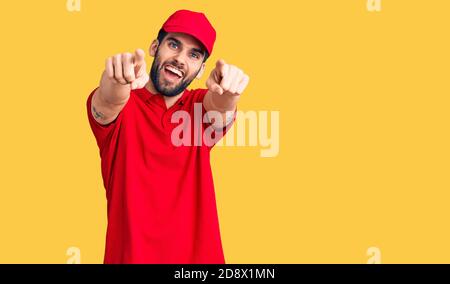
149, 39, 159, 57
196, 62, 206, 79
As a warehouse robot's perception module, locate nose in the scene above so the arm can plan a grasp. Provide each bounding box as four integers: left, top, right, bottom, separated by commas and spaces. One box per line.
172, 52, 186, 68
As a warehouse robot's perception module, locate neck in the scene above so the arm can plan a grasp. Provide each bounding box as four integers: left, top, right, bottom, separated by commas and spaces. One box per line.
144, 79, 159, 95
144, 79, 184, 109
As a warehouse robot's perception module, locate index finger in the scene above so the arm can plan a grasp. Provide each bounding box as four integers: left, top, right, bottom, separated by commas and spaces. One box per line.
215, 59, 228, 80
134, 49, 146, 66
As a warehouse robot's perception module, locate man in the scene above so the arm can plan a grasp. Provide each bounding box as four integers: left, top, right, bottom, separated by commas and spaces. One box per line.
86, 9, 249, 264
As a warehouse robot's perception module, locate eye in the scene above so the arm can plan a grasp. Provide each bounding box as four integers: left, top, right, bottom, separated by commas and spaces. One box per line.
190, 52, 200, 59
168, 41, 178, 49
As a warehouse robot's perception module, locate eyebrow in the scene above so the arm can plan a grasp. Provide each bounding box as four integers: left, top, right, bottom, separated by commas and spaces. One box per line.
191, 47, 204, 55
167, 37, 182, 46
167, 37, 205, 57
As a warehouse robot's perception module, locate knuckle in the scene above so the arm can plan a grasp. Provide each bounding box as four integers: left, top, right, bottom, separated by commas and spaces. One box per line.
123, 52, 132, 60
123, 73, 132, 81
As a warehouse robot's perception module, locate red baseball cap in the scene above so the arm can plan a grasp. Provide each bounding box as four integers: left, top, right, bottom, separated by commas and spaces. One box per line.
161, 9, 216, 56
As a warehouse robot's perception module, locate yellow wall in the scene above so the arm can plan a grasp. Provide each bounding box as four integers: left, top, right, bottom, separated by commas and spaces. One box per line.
0, 0, 449, 263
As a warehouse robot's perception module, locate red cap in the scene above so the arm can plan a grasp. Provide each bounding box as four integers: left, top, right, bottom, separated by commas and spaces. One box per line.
161, 10, 216, 55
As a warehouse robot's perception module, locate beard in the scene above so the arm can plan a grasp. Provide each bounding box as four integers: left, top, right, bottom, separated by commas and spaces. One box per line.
150, 51, 200, 97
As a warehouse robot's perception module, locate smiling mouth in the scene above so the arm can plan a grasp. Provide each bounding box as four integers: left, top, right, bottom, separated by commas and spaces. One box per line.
163, 64, 184, 81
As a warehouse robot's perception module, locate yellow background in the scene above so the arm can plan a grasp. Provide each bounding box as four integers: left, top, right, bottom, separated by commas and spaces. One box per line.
0, 0, 449, 263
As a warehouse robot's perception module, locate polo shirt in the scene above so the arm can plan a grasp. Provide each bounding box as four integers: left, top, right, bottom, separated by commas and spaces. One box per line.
86, 86, 233, 264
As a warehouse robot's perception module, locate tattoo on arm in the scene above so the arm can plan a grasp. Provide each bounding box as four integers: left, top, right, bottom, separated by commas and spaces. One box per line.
92, 105, 105, 120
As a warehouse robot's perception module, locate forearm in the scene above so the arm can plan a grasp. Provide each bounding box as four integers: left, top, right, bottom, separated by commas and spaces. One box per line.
206, 90, 240, 113
204, 91, 238, 128
91, 71, 130, 125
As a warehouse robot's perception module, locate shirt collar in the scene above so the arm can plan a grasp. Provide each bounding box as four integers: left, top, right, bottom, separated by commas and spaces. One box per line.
138, 87, 189, 108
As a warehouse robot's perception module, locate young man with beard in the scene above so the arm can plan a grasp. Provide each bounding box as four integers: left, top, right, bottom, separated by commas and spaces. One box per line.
86, 10, 250, 264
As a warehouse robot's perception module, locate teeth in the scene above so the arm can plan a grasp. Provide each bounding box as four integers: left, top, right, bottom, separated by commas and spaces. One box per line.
165, 65, 183, 78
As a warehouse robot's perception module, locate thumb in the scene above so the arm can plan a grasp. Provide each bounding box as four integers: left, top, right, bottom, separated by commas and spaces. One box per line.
211, 83, 223, 95
207, 79, 224, 95
131, 73, 149, 90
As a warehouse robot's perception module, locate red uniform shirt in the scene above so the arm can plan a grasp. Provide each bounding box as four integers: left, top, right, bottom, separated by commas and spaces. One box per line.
86, 87, 232, 264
